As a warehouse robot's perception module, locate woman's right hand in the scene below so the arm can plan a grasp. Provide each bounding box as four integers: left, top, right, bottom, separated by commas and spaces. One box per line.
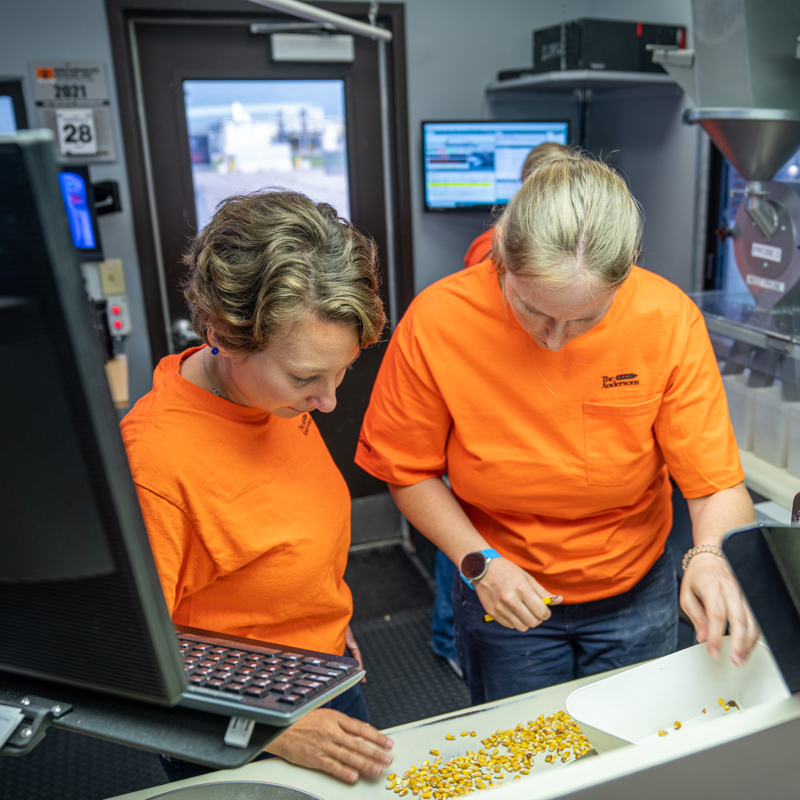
264, 708, 394, 784
474, 557, 561, 631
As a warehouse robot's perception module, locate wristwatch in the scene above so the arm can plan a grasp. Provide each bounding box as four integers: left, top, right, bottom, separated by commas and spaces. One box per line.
460, 548, 503, 590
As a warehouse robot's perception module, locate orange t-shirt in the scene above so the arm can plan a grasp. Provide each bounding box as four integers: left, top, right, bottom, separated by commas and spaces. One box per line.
463, 227, 495, 269
121, 347, 353, 654
356, 263, 743, 603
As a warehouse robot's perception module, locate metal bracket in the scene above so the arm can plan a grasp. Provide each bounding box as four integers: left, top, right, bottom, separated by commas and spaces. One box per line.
0, 693, 72, 757
765, 332, 793, 354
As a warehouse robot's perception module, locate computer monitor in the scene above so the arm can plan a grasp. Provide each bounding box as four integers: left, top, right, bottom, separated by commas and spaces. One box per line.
422, 119, 571, 211
0, 130, 187, 706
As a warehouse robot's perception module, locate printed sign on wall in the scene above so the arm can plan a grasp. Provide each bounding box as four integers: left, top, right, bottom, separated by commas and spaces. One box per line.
30, 61, 116, 162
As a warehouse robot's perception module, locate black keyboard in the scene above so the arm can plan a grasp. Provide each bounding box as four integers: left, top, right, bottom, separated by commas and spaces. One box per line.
175, 625, 364, 725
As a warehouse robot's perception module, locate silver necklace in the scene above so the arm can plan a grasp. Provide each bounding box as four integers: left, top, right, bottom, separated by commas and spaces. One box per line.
202, 347, 222, 397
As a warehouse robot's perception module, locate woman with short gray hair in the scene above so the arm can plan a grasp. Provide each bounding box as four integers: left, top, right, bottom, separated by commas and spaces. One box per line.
122, 189, 392, 783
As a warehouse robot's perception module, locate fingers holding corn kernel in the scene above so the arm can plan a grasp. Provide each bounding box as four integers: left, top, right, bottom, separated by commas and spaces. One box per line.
386, 712, 592, 795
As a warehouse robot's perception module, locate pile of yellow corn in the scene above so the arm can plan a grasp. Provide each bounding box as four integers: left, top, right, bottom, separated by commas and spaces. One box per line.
385, 710, 593, 797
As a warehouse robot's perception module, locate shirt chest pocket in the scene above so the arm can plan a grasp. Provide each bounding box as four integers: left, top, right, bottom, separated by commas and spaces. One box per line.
583, 395, 663, 486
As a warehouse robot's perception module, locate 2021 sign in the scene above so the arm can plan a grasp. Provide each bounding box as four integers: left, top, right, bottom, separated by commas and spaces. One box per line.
30, 61, 115, 162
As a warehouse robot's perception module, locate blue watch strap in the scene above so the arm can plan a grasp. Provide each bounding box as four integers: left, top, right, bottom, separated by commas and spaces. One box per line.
460, 548, 502, 591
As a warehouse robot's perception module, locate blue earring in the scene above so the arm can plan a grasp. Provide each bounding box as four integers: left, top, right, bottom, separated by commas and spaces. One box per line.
211, 347, 219, 355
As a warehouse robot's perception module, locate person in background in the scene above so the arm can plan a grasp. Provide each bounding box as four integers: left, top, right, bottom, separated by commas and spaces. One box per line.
121, 190, 394, 783
357, 154, 759, 707
463, 141, 577, 270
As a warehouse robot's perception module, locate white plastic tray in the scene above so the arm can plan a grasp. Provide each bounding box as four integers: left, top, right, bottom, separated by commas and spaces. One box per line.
565, 638, 789, 753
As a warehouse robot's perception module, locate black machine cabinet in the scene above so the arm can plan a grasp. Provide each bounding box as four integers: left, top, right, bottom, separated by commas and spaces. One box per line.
533, 18, 686, 74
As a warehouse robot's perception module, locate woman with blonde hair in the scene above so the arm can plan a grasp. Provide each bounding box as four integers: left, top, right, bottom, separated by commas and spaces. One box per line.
122, 189, 393, 782
358, 154, 758, 704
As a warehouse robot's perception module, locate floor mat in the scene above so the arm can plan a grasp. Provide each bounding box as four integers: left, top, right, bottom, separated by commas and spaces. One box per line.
345, 544, 435, 622
352, 606, 471, 731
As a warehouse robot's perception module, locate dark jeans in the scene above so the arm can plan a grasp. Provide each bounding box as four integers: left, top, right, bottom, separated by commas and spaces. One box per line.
159, 651, 369, 783
452, 546, 679, 706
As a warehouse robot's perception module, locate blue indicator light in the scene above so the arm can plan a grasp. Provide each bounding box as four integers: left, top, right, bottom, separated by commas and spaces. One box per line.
58, 172, 96, 250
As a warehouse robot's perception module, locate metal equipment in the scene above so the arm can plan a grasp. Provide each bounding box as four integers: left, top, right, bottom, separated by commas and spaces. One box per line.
654, 0, 800, 398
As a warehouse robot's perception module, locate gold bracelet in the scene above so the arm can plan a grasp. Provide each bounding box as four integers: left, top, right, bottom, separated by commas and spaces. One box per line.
681, 545, 725, 572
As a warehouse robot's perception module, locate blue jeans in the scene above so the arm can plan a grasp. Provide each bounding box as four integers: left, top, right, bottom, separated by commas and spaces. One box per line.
159, 651, 369, 782
431, 549, 458, 661
452, 546, 678, 705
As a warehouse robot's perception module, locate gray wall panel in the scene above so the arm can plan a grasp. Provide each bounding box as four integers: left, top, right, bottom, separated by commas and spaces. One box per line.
0, 0, 155, 406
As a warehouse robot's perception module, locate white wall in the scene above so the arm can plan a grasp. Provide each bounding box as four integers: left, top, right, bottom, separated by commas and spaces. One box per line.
384, 0, 577, 292
3, 0, 700, 403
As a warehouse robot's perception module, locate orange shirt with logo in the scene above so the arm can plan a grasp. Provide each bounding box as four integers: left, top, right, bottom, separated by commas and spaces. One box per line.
356, 263, 743, 603
121, 347, 353, 654
463, 227, 495, 270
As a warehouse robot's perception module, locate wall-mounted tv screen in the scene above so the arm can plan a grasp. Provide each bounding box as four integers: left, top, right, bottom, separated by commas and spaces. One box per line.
422, 120, 570, 211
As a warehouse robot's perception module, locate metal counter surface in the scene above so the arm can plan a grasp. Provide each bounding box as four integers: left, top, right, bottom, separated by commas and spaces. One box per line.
106, 666, 800, 800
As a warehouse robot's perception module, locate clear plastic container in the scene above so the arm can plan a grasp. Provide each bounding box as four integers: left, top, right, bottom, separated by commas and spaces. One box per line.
787, 404, 800, 478
722, 373, 758, 450
753, 386, 797, 467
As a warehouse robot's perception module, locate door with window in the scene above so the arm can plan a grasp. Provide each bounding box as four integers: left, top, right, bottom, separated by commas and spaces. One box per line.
108, 2, 412, 506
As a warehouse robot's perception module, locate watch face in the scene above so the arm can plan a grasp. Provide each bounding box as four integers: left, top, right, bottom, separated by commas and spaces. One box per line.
461, 551, 487, 580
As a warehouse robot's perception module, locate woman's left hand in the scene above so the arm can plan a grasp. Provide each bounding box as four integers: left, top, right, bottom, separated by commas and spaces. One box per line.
346, 625, 366, 683
265, 708, 394, 784
680, 549, 759, 666
683, 482, 761, 666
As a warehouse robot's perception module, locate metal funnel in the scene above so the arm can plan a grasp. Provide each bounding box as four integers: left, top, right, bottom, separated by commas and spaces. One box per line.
687, 109, 800, 182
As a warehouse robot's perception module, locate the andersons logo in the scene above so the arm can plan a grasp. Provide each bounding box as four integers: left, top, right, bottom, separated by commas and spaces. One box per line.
603, 373, 639, 388
298, 413, 312, 436
358, 435, 372, 453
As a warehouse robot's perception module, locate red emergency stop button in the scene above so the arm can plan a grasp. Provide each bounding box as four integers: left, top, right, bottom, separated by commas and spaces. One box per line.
113, 320, 123, 330
111, 305, 121, 315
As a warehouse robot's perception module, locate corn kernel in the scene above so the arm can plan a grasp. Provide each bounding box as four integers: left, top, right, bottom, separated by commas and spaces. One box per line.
674, 721, 682, 730
658, 730, 669, 737
385, 711, 591, 795
446, 734, 456, 741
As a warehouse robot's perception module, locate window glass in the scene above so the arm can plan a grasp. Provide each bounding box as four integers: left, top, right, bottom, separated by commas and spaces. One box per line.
184, 80, 349, 231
